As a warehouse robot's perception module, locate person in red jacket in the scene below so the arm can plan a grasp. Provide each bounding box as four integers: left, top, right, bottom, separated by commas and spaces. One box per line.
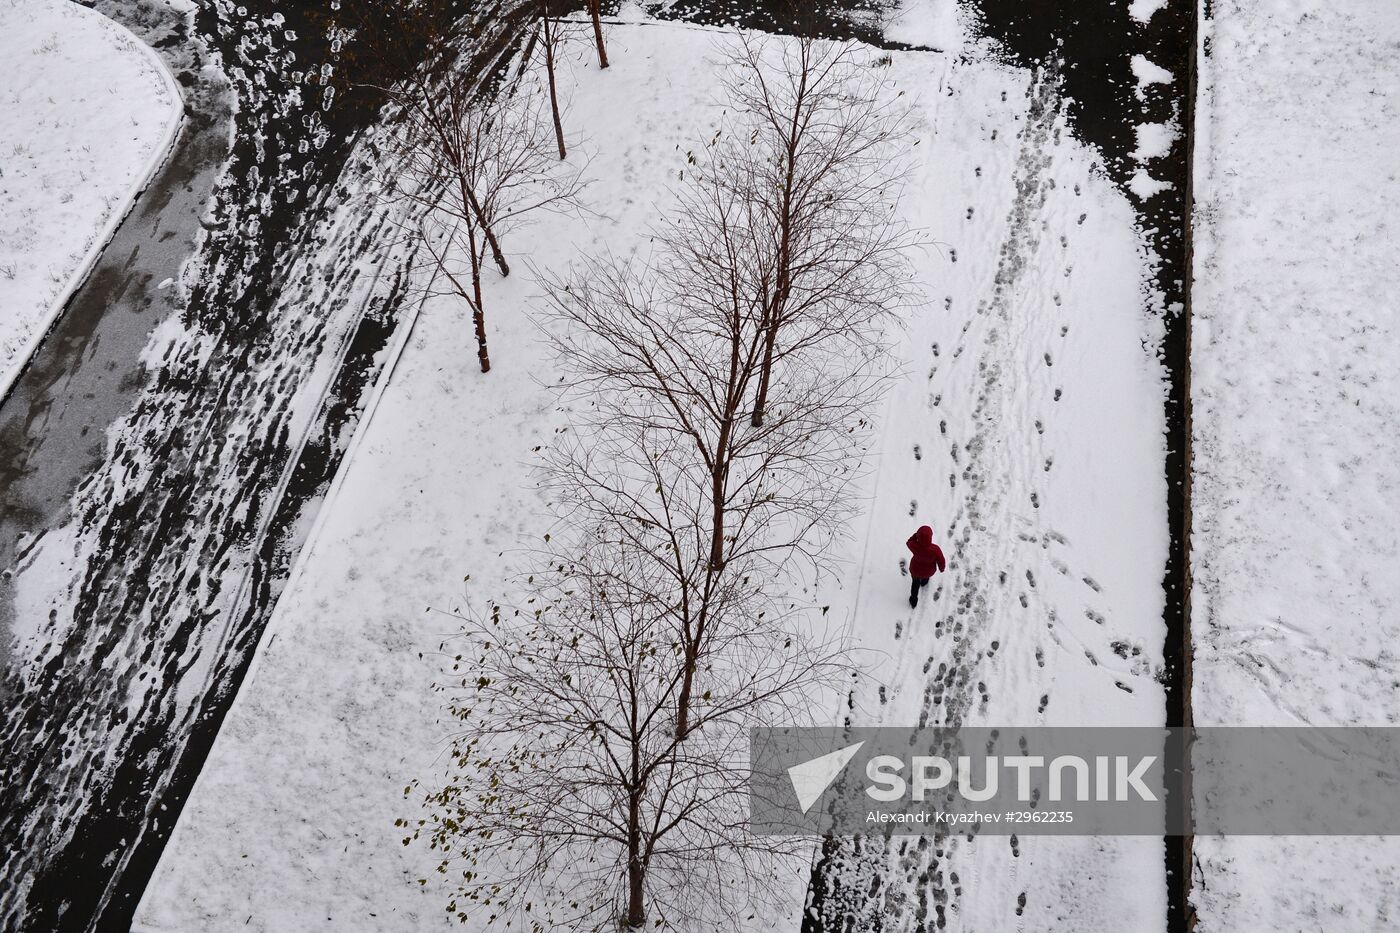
906, 525, 947, 607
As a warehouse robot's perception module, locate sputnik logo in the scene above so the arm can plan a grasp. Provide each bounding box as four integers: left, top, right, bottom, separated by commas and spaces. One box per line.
787, 741, 865, 814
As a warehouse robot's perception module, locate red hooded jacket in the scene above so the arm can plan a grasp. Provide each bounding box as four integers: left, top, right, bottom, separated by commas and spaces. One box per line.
907, 526, 946, 579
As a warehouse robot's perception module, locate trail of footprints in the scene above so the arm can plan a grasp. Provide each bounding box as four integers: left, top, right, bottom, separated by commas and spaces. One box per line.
822, 67, 1154, 932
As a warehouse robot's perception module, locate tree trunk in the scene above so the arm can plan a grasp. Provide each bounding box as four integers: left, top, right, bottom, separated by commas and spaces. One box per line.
460, 175, 509, 278
626, 689, 646, 926
752, 110, 802, 426
588, 0, 609, 69
469, 226, 491, 373
468, 189, 510, 277
751, 327, 777, 427
541, 11, 567, 159
624, 790, 645, 926
675, 642, 696, 740
482, 224, 509, 277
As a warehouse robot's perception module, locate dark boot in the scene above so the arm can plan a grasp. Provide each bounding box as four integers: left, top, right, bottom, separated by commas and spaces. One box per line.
909, 577, 923, 607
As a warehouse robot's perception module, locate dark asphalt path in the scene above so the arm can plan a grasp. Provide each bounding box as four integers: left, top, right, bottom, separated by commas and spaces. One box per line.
0, 0, 391, 928
0, 2, 533, 929
0, 0, 233, 655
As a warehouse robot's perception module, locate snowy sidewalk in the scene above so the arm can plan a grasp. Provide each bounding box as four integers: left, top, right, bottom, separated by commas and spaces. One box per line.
1190, 0, 1400, 928
0, 0, 183, 399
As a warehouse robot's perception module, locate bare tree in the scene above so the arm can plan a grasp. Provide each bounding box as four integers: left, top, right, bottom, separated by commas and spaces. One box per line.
540, 161, 885, 737
717, 35, 916, 426
395, 76, 582, 371
330, 0, 522, 277
406, 535, 846, 930
537, 45, 915, 731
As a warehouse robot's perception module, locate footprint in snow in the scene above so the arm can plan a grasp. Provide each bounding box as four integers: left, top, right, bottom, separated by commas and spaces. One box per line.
1030, 491, 1040, 509
1054, 387, 1062, 401
1082, 575, 1102, 592
1037, 693, 1049, 713
1044, 456, 1054, 472
1044, 352, 1053, 367
909, 499, 918, 517
914, 444, 922, 461
1110, 640, 1142, 659
1077, 212, 1087, 225
966, 206, 975, 219
1053, 293, 1062, 307
1035, 419, 1044, 435
1060, 324, 1070, 336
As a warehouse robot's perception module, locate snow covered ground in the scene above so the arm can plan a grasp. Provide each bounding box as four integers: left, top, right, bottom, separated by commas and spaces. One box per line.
1190, 0, 1400, 928
135, 17, 1171, 932
0, 0, 181, 398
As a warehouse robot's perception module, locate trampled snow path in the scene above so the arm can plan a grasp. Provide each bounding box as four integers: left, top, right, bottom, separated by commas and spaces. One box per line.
135, 21, 1171, 931
809, 57, 1169, 933
0, 0, 182, 399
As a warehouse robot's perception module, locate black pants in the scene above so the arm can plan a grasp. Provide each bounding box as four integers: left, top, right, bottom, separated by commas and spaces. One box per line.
910, 576, 930, 600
